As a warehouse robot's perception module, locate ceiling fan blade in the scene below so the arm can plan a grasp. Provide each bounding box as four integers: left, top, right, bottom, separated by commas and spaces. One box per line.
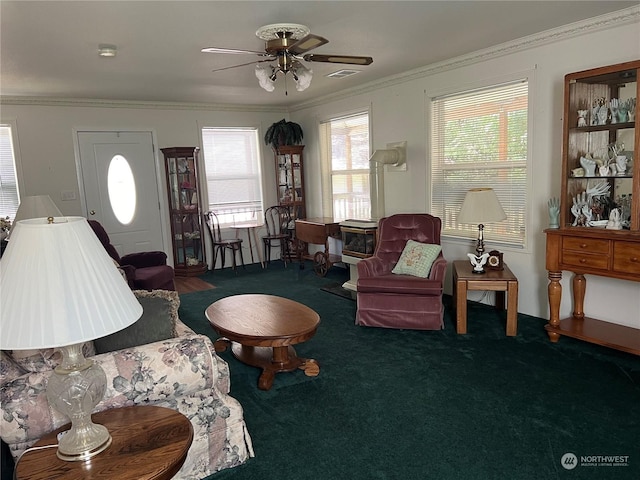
303, 54, 373, 65
211, 58, 274, 73
288, 34, 329, 55
202, 47, 267, 56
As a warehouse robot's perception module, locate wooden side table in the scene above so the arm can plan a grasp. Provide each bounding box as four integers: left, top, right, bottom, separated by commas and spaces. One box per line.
452, 260, 519, 336
15, 406, 193, 480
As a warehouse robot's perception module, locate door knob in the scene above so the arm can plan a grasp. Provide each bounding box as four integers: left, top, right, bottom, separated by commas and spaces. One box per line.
89, 210, 96, 215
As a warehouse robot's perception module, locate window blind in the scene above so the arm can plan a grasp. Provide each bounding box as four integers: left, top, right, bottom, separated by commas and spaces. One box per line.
320, 112, 370, 221
201, 128, 263, 227
0, 125, 20, 219
431, 80, 528, 247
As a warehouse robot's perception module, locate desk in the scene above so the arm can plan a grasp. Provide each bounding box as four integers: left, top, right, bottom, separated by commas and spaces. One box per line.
452, 260, 519, 336
15, 405, 193, 480
294, 217, 342, 276
232, 222, 264, 268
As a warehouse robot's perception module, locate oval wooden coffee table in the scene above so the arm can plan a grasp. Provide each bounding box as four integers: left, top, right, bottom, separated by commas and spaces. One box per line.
206, 294, 320, 390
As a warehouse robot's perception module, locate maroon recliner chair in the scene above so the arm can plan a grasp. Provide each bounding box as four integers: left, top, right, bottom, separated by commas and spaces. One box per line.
356, 214, 447, 330
88, 220, 175, 291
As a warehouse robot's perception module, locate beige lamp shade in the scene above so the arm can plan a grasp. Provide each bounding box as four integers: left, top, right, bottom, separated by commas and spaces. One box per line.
458, 188, 507, 225
0, 216, 142, 349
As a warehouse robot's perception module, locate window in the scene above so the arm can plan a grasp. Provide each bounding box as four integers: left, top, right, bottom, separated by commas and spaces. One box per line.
431, 80, 529, 247
201, 128, 263, 227
320, 112, 370, 221
0, 124, 20, 219
107, 154, 136, 225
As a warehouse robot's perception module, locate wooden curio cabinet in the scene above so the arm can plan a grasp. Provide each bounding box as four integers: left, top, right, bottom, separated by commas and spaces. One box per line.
545, 60, 640, 355
275, 145, 306, 222
162, 147, 207, 276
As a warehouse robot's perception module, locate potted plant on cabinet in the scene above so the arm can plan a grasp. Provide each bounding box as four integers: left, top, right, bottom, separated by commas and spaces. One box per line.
264, 119, 304, 150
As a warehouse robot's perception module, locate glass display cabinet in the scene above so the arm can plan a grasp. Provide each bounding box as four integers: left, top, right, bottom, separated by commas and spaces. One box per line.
275, 145, 306, 222
162, 147, 207, 276
545, 60, 640, 355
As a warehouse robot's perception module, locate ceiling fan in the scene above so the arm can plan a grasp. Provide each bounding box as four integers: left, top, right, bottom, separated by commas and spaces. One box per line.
201, 23, 373, 93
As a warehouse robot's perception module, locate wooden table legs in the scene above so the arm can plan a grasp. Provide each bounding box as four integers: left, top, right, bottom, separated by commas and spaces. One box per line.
214, 338, 319, 390
453, 261, 519, 336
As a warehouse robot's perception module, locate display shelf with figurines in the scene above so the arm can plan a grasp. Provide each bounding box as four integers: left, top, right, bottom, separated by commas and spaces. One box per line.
545, 60, 640, 355
162, 147, 206, 276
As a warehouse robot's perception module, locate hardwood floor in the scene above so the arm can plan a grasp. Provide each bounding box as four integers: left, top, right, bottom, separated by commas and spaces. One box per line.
174, 276, 215, 294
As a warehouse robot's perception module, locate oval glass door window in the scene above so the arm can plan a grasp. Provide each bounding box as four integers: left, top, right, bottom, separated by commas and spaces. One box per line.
107, 154, 137, 225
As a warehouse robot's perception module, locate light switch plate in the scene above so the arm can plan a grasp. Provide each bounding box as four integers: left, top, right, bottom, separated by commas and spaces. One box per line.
61, 190, 76, 201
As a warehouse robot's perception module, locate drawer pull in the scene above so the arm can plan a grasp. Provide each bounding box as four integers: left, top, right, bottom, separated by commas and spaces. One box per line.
579, 258, 587, 264
580, 243, 588, 249
632, 257, 639, 263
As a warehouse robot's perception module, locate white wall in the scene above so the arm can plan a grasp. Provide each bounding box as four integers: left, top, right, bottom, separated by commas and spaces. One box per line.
290, 15, 640, 326
0, 102, 287, 266
2, 11, 639, 326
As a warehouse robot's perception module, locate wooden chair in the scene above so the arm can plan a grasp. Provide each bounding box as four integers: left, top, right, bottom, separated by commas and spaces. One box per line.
262, 206, 291, 266
203, 211, 245, 272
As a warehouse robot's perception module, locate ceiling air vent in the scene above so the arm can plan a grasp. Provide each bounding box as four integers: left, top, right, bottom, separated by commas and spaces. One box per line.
326, 69, 361, 79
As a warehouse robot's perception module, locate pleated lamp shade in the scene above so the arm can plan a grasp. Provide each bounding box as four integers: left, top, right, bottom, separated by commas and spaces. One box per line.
0, 216, 142, 350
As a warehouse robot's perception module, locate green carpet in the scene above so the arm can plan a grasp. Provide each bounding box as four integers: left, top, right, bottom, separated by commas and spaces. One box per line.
178, 262, 640, 480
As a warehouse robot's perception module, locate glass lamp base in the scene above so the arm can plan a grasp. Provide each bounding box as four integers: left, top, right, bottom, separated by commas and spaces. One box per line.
46, 343, 111, 462
57, 426, 112, 461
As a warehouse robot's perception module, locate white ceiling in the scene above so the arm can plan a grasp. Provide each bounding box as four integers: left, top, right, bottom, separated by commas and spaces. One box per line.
1, 1, 637, 108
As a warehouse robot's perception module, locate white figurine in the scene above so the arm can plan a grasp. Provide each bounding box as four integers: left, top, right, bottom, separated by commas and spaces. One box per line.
616, 155, 627, 175
577, 110, 588, 127
579, 156, 596, 177
467, 252, 489, 274
606, 209, 622, 230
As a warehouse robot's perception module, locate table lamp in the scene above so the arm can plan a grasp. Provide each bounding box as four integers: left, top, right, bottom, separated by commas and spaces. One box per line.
458, 188, 506, 273
0, 216, 142, 461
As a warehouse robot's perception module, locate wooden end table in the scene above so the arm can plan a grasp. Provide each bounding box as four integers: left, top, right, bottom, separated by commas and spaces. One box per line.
15, 406, 193, 480
452, 260, 519, 336
206, 294, 320, 390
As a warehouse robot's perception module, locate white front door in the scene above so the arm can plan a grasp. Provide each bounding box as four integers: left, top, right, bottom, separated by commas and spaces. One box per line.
77, 131, 165, 255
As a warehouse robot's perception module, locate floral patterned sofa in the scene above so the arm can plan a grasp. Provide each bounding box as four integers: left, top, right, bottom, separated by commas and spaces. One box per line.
0, 290, 254, 480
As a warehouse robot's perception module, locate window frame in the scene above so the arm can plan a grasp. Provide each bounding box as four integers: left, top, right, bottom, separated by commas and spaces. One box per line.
319, 110, 371, 222
0, 119, 23, 220
429, 74, 533, 251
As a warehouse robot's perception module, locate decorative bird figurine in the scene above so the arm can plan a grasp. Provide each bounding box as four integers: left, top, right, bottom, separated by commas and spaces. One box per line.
467, 252, 490, 274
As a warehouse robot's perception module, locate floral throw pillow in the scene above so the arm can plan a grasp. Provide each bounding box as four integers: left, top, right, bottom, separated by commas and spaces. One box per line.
391, 240, 442, 278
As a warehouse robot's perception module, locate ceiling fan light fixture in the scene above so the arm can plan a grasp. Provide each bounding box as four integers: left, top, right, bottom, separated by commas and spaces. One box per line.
255, 64, 276, 92
204, 22, 372, 95
292, 64, 312, 91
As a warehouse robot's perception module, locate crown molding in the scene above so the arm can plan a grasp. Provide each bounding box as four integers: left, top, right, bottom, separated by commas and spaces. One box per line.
0, 95, 287, 113
290, 6, 640, 112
